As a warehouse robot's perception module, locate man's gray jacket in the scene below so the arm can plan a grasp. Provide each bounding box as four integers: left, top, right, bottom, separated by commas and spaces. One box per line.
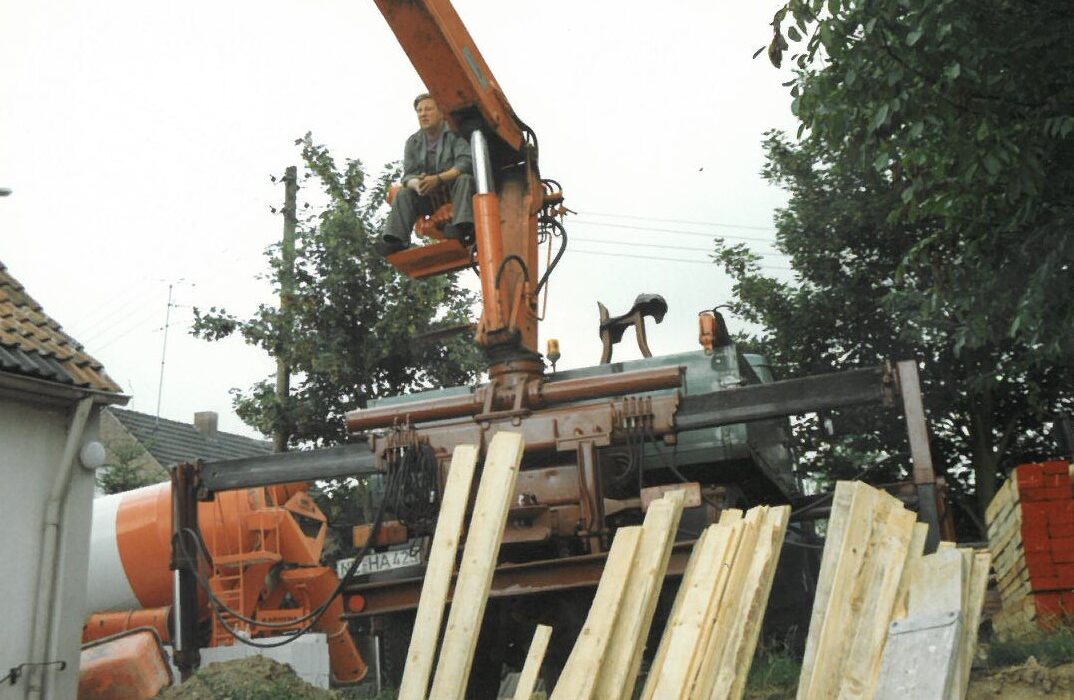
401, 126, 473, 185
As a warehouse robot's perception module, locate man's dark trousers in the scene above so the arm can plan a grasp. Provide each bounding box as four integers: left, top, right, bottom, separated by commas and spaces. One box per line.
383, 174, 476, 245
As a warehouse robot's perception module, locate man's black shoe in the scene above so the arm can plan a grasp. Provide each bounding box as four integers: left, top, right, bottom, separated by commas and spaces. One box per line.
374, 235, 410, 257
443, 222, 475, 245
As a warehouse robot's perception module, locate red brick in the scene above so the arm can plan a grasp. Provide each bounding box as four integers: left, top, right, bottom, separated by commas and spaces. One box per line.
1023, 530, 1052, 551
1022, 487, 1074, 502
1057, 564, 1074, 587
1035, 592, 1065, 617
1031, 574, 1063, 590
1047, 501, 1074, 523
1045, 474, 1073, 488
1042, 460, 1072, 476
1026, 554, 1057, 577
1018, 473, 1046, 490
1022, 504, 1049, 529
1055, 549, 1074, 564
1051, 524, 1074, 539
1018, 463, 1045, 479
1051, 536, 1074, 551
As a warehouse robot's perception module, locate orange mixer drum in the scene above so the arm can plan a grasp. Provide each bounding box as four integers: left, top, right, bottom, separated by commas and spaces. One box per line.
86, 481, 294, 614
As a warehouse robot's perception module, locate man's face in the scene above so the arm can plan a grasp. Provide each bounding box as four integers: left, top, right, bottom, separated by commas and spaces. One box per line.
416, 98, 444, 133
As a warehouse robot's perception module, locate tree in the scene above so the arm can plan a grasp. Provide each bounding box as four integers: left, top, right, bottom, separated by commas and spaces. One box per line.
193, 134, 483, 448
724, 0, 1074, 527
97, 436, 165, 494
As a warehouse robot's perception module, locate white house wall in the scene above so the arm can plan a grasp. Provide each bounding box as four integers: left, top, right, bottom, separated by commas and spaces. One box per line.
0, 395, 102, 700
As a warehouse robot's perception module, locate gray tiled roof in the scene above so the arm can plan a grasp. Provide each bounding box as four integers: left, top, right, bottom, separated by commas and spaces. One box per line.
106, 407, 271, 466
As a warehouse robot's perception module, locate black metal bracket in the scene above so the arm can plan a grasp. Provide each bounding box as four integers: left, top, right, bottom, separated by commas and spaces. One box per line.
6, 661, 66, 686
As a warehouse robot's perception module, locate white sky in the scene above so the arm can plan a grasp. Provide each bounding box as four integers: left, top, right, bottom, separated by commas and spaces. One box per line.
1, 0, 798, 439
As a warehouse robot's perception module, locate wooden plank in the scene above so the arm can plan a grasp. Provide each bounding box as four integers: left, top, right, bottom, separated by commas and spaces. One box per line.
835, 502, 917, 700
396, 444, 480, 700
892, 522, 928, 621
513, 624, 553, 700
550, 526, 643, 700
689, 506, 766, 700
955, 551, 992, 700
594, 492, 685, 700
797, 482, 878, 700
640, 510, 742, 697
687, 512, 760, 699
644, 520, 745, 699
985, 477, 1016, 525
428, 432, 526, 700
704, 505, 791, 700
640, 528, 712, 693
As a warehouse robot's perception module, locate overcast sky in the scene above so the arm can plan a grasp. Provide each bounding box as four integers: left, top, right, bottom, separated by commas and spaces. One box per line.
1, 0, 798, 439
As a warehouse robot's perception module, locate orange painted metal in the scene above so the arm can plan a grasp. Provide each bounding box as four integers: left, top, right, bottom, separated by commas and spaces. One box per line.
101, 479, 368, 683
371, 0, 523, 153
346, 365, 683, 432
82, 608, 171, 644
538, 365, 684, 405
353, 520, 409, 548
78, 628, 173, 700
115, 484, 174, 608
473, 192, 506, 337
280, 567, 369, 683
698, 311, 717, 354
388, 240, 471, 279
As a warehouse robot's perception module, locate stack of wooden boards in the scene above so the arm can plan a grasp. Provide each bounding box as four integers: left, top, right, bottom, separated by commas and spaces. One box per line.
394, 433, 792, 700
796, 481, 991, 700
392, 439, 993, 700
985, 460, 1074, 638
548, 500, 791, 700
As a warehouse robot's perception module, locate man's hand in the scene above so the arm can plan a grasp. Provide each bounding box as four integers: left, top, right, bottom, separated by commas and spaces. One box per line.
415, 174, 442, 196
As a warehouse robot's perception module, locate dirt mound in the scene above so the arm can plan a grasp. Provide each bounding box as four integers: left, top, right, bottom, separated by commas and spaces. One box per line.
158, 655, 337, 699
968, 656, 1074, 699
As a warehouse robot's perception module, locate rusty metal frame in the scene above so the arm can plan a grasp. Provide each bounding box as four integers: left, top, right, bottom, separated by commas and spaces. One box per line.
343, 540, 698, 618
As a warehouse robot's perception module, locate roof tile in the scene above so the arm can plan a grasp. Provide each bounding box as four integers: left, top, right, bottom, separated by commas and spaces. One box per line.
107, 407, 272, 466
0, 261, 122, 393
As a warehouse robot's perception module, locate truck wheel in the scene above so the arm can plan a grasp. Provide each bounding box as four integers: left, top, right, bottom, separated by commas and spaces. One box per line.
376, 610, 415, 688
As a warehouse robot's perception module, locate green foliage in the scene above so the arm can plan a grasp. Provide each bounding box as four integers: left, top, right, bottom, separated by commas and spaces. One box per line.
193, 134, 483, 447
96, 438, 164, 494
732, 0, 1074, 525
745, 638, 801, 699
987, 626, 1074, 668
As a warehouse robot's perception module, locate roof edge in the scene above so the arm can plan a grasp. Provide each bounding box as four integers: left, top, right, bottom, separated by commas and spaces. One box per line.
0, 371, 130, 406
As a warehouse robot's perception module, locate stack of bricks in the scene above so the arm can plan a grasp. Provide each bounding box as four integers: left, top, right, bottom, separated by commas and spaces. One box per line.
985, 460, 1074, 638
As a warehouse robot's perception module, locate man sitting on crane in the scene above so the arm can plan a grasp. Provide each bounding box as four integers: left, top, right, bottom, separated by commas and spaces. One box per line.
376, 93, 475, 255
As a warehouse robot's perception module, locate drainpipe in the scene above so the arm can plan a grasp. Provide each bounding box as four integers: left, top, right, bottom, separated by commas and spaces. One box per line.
26, 396, 94, 700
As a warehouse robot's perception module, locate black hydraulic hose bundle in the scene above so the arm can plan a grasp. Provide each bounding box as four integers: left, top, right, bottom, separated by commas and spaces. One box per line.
178, 442, 436, 648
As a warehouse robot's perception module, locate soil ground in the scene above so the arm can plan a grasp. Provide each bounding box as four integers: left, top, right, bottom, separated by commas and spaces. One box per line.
155, 646, 1074, 699
157, 656, 337, 700
967, 657, 1074, 699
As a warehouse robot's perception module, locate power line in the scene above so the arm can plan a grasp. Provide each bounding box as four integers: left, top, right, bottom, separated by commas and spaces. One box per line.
78, 302, 166, 348
90, 306, 174, 353
567, 247, 793, 272
571, 236, 788, 257
575, 210, 776, 232
569, 219, 777, 244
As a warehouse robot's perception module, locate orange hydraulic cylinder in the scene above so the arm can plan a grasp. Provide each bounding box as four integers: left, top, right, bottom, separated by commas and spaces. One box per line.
474, 192, 507, 334
83, 608, 172, 644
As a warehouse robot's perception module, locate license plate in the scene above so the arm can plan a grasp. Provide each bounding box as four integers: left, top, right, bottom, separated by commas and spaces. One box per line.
336, 543, 423, 578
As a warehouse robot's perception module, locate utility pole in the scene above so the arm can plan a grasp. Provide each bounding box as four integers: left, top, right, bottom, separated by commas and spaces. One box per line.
274, 166, 298, 453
